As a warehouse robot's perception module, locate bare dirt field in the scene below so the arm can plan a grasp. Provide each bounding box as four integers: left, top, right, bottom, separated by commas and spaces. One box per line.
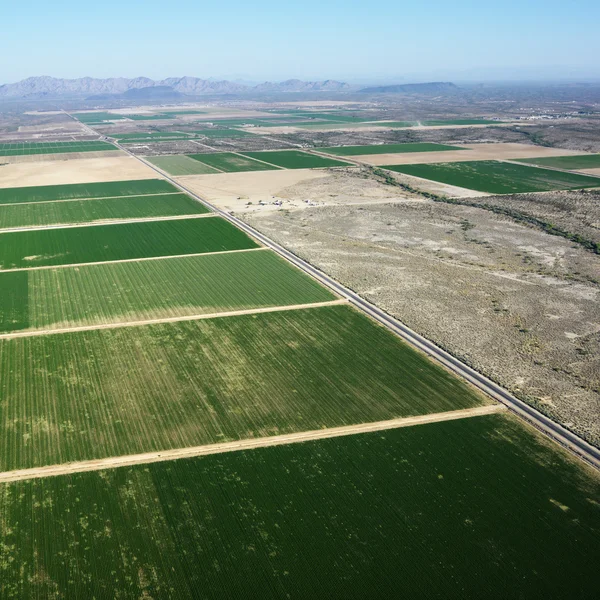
350, 143, 586, 166
238, 170, 600, 446
582, 168, 600, 176
178, 168, 412, 213
0, 155, 159, 188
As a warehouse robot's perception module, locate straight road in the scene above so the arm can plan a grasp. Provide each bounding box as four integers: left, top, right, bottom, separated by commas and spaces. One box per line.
64, 111, 600, 471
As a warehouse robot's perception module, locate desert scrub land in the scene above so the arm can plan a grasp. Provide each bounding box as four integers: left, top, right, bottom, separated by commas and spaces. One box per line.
385, 160, 600, 194
0, 413, 597, 599
0, 250, 335, 332
242, 170, 600, 445
0, 178, 177, 205
0, 216, 257, 269
0, 193, 208, 229
0, 305, 487, 470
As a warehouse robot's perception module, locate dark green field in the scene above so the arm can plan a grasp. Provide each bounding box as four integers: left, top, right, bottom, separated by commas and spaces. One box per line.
0, 141, 115, 157
0, 305, 486, 470
0, 193, 208, 230
0, 179, 178, 205
385, 160, 600, 193
4, 250, 334, 332
189, 152, 280, 172
0, 216, 257, 269
0, 414, 597, 599
241, 150, 351, 169
320, 142, 464, 156
516, 154, 600, 170
72, 112, 127, 123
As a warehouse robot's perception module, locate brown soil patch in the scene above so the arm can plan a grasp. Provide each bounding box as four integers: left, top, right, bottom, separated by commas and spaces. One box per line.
0, 150, 124, 165
0, 155, 159, 188
354, 143, 586, 166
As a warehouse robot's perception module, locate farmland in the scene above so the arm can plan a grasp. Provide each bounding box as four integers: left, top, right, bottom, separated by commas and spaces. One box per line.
72, 112, 127, 123
516, 154, 600, 170
194, 128, 254, 138
4, 250, 335, 331
0, 216, 258, 269
0, 178, 177, 205
385, 160, 600, 193
0, 414, 597, 598
0, 193, 208, 230
0, 305, 487, 470
147, 155, 221, 175
320, 142, 464, 156
421, 119, 502, 126
189, 152, 280, 172
112, 132, 196, 142
242, 150, 351, 169
0, 140, 115, 157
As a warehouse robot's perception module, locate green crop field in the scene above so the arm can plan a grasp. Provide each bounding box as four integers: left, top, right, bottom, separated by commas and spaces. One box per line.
241, 150, 351, 169
1, 250, 334, 332
72, 112, 127, 123
162, 110, 207, 116
422, 119, 502, 126
385, 160, 600, 194
126, 114, 171, 120
189, 152, 280, 172
320, 142, 464, 156
516, 154, 600, 170
0, 140, 115, 157
146, 155, 221, 175
0, 414, 597, 598
0, 179, 178, 205
0, 216, 257, 269
0, 193, 208, 230
0, 305, 486, 470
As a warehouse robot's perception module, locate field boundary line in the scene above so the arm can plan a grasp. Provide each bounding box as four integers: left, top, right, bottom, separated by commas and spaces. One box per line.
0, 299, 348, 340
230, 151, 285, 169
0, 246, 268, 273
0, 192, 188, 208
70, 113, 600, 471
0, 213, 216, 234
0, 405, 506, 483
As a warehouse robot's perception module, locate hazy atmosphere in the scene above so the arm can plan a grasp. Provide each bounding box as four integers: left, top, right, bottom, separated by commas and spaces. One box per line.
2, 0, 600, 83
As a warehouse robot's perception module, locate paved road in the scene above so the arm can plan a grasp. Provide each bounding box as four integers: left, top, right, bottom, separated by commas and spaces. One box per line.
64, 112, 600, 471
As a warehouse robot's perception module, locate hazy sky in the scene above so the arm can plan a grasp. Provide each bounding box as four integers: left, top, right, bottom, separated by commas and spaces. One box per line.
2, 0, 599, 83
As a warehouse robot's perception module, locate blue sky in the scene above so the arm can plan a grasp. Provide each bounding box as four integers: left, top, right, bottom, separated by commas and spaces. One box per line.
2, 0, 599, 83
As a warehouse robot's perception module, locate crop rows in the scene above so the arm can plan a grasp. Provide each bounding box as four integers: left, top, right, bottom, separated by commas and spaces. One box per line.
189, 152, 280, 172
0, 305, 486, 470
516, 154, 600, 170
0, 141, 115, 157
0, 178, 177, 205
147, 155, 221, 175
241, 150, 351, 169
0, 193, 208, 229
0, 250, 334, 332
319, 142, 464, 156
0, 217, 257, 269
0, 414, 597, 598
385, 160, 600, 194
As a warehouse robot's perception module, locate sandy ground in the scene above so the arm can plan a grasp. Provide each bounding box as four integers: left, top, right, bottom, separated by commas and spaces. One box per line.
349, 143, 586, 166
17, 121, 85, 134
241, 170, 600, 446
581, 167, 600, 176
0, 150, 124, 164
178, 168, 414, 213
0, 155, 159, 188
0, 405, 503, 483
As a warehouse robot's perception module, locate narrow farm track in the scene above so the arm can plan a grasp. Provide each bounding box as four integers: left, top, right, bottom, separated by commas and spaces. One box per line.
0, 405, 506, 483
0, 212, 216, 234
0, 299, 348, 340
67, 113, 600, 471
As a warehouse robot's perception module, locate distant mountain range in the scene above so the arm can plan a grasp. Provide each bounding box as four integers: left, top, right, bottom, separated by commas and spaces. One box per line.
0, 76, 461, 99
0, 76, 351, 99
